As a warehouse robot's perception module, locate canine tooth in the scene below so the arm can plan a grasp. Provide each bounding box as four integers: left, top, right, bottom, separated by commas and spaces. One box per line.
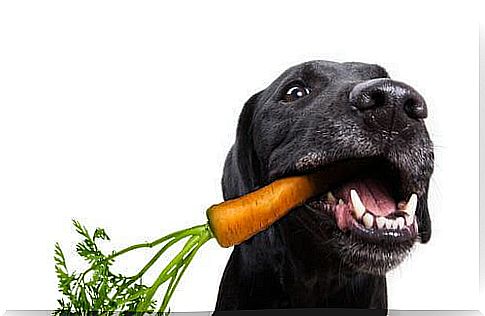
350, 189, 366, 219
405, 214, 414, 226
376, 216, 386, 229
327, 192, 337, 204
396, 217, 405, 229
362, 213, 374, 228
404, 194, 418, 217
338, 199, 345, 205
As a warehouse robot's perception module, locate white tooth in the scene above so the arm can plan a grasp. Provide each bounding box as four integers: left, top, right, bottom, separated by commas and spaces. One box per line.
405, 214, 414, 226
327, 192, 337, 204
396, 217, 405, 229
385, 218, 394, 229
338, 199, 345, 205
391, 219, 399, 230
350, 189, 366, 219
363, 213, 374, 228
376, 216, 386, 229
404, 194, 418, 217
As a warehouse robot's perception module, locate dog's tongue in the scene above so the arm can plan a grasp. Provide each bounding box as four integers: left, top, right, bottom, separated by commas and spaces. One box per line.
337, 177, 396, 216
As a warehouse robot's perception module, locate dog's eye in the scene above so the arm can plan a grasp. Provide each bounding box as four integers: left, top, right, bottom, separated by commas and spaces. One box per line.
282, 82, 311, 102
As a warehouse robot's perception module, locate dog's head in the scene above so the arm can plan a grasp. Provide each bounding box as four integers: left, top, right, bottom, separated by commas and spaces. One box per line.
222, 60, 433, 276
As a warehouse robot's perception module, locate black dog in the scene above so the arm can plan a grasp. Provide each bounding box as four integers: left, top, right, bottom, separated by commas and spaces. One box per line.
214, 61, 433, 313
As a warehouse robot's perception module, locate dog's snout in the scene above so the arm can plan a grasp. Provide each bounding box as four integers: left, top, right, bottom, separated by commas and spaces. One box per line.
349, 78, 427, 120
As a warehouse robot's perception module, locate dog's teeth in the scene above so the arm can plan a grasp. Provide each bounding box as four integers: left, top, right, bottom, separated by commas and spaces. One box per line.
327, 192, 337, 204
385, 218, 394, 230
362, 213, 374, 228
350, 189, 366, 219
376, 216, 386, 229
391, 219, 399, 230
405, 214, 414, 226
404, 193, 418, 217
396, 217, 405, 229
338, 199, 345, 205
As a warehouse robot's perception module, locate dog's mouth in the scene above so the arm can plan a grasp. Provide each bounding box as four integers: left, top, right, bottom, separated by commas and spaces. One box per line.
306, 168, 418, 243
282, 156, 424, 274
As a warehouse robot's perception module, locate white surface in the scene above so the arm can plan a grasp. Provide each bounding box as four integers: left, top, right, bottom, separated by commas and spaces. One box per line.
0, 0, 480, 313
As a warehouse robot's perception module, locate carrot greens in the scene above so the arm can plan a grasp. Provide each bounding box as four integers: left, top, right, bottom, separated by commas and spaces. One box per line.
54, 220, 213, 314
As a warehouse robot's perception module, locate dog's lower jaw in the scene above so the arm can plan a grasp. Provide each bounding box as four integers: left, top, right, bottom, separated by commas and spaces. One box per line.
214, 229, 388, 312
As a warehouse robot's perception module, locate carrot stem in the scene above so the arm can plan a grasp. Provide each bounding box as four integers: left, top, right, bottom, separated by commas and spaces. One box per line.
135, 224, 213, 312
109, 224, 207, 260
158, 229, 212, 313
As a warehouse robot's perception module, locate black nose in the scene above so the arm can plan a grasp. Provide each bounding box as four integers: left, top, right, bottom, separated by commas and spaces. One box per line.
349, 78, 427, 119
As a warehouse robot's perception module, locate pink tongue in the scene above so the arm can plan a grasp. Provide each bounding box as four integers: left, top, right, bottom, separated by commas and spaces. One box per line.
337, 177, 396, 216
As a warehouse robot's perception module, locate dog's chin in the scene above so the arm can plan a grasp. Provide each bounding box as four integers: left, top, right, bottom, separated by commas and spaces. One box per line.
306, 194, 419, 276
335, 227, 416, 276
298, 206, 417, 276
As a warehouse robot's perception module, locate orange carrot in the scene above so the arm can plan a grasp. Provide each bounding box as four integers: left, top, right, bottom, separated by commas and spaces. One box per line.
207, 174, 324, 247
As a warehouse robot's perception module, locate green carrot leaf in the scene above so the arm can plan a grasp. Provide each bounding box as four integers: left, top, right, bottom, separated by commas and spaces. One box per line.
54, 220, 213, 314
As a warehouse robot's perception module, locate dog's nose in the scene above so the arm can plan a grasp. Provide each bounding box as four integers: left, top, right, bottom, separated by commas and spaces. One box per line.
349, 78, 427, 120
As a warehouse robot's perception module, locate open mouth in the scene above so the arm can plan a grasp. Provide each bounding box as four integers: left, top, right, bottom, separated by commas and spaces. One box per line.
307, 177, 418, 243
273, 155, 427, 274
301, 157, 419, 243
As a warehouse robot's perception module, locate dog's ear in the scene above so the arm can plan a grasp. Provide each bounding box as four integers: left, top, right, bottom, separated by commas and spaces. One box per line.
222, 91, 264, 200
418, 193, 432, 243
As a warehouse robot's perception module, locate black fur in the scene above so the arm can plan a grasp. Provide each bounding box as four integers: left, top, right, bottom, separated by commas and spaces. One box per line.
215, 61, 433, 313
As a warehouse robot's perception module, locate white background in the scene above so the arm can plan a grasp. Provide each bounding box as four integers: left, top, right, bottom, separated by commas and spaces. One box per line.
0, 0, 480, 313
